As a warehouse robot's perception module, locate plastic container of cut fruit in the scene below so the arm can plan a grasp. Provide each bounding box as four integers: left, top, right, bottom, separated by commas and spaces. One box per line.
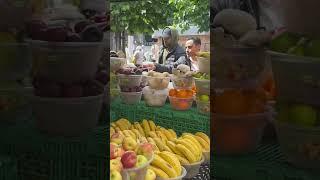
147, 76, 170, 90
169, 96, 194, 111
275, 121, 320, 170
0, 85, 33, 125
121, 152, 154, 180
157, 166, 187, 180
117, 74, 142, 88
0, 43, 32, 82
142, 86, 168, 107
110, 57, 126, 72
198, 57, 210, 74
212, 111, 271, 155
196, 99, 210, 115
182, 157, 205, 178
194, 78, 210, 95
27, 40, 104, 83
120, 91, 142, 105
171, 76, 194, 90
212, 46, 266, 88
31, 94, 103, 137
269, 50, 320, 106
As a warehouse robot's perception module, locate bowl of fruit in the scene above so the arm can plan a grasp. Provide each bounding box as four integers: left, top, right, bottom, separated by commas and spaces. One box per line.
120, 91, 142, 105
197, 52, 210, 74
147, 71, 170, 90
193, 72, 210, 95
171, 64, 195, 90
31, 78, 104, 136
212, 112, 271, 155
143, 86, 168, 107
168, 89, 194, 111
269, 31, 320, 105
275, 101, 320, 170
110, 140, 155, 180
196, 95, 210, 114
26, 15, 105, 83
111, 57, 126, 72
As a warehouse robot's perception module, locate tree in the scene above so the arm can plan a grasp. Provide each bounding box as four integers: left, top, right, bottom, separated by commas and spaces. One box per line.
110, 0, 210, 34
169, 0, 210, 33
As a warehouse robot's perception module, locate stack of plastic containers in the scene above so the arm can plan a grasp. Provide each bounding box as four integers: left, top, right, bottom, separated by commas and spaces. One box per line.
212, 46, 271, 154
193, 53, 211, 114
27, 4, 106, 136
143, 71, 170, 107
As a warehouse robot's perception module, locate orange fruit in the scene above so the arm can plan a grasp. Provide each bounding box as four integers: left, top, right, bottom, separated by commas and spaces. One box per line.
178, 101, 190, 110
176, 90, 188, 98
214, 89, 248, 115
186, 90, 194, 97
169, 89, 177, 97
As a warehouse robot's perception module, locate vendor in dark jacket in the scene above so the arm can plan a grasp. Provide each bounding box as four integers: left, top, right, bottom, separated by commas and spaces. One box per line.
147, 26, 190, 73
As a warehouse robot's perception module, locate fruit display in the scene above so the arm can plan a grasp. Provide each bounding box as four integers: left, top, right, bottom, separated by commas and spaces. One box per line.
142, 87, 168, 107
146, 71, 170, 90
110, 118, 210, 178
171, 64, 195, 90
168, 89, 195, 111
213, 88, 267, 115
196, 95, 210, 114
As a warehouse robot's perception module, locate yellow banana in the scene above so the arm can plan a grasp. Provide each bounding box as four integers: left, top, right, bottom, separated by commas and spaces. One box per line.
182, 134, 203, 152
132, 129, 142, 139
149, 166, 169, 178
176, 154, 190, 165
139, 136, 148, 144
158, 151, 182, 176
168, 129, 177, 139
142, 119, 151, 136
110, 127, 115, 135
134, 122, 145, 137
147, 137, 160, 152
153, 138, 166, 151
195, 132, 210, 144
182, 138, 202, 161
127, 130, 136, 140
117, 130, 125, 137
122, 130, 132, 138
149, 131, 158, 138
194, 135, 210, 151
122, 118, 132, 129
166, 141, 184, 156
156, 126, 162, 131
156, 131, 168, 143
111, 122, 117, 128
175, 139, 200, 161
151, 154, 178, 178
176, 144, 197, 163
148, 120, 157, 131
115, 127, 122, 133
161, 128, 175, 141
163, 145, 174, 153
115, 119, 127, 130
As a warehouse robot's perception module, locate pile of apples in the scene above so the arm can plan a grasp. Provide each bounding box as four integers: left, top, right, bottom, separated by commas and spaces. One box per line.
110, 118, 210, 179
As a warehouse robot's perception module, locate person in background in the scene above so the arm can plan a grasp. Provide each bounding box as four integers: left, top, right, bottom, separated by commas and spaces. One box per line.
150, 35, 160, 63
185, 37, 201, 71
146, 26, 189, 73
132, 46, 144, 66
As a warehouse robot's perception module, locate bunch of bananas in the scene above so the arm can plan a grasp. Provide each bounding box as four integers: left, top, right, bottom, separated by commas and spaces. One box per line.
110, 118, 210, 177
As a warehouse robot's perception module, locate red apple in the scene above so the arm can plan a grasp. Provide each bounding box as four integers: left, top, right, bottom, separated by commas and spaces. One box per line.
137, 143, 153, 158
121, 151, 137, 169
110, 158, 123, 172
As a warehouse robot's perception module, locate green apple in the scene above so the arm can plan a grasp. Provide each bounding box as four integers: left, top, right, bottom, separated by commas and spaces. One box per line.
289, 104, 317, 127
135, 155, 148, 167
271, 32, 300, 53
199, 95, 210, 102
110, 170, 122, 180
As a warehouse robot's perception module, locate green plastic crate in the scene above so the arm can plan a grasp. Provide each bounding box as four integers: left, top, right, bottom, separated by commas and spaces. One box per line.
110, 101, 210, 135
0, 156, 17, 180
213, 144, 320, 180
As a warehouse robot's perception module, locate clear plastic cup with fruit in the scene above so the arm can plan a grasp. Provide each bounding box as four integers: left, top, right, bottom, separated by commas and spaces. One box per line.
193, 72, 210, 96
146, 71, 170, 90
168, 89, 195, 111
143, 86, 168, 107
196, 95, 210, 115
